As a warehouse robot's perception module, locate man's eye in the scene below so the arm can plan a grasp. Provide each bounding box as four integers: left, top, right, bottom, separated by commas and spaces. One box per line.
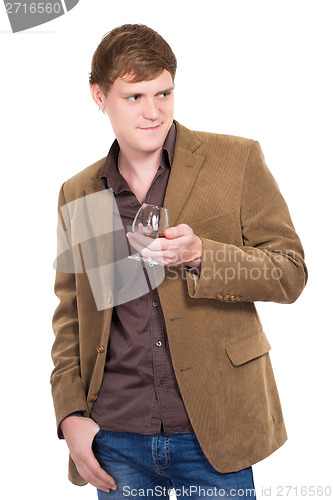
159, 92, 170, 98
128, 95, 140, 102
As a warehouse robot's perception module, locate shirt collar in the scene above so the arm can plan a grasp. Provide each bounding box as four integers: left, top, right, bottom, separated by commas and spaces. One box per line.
99, 120, 177, 193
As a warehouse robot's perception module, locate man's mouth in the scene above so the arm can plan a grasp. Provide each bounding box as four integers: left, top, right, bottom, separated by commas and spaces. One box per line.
138, 124, 161, 131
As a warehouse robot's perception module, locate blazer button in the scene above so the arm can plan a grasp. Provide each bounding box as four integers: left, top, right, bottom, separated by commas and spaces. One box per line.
96, 345, 105, 354
216, 293, 224, 300
89, 394, 98, 402
224, 294, 231, 301
229, 295, 235, 301
236, 295, 242, 301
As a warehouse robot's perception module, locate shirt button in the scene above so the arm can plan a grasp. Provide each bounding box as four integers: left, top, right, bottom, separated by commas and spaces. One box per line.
153, 301, 158, 307
156, 340, 162, 347
96, 345, 105, 354
159, 380, 164, 387
89, 394, 98, 402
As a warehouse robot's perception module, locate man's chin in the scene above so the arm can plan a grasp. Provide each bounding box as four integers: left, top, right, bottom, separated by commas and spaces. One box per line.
135, 134, 167, 150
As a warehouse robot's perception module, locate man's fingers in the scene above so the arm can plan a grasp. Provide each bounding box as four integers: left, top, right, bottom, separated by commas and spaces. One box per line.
164, 223, 193, 238
75, 451, 117, 492
141, 249, 179, 266
91, 462, 117, 492
90, 453, 116, 484
128, 232, 165, 252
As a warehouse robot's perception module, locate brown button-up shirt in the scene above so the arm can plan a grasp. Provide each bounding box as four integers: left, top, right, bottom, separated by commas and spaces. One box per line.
90, 121, 195, 434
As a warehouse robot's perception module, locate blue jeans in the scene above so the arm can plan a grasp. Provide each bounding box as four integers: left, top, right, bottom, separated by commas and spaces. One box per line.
92, 429, 256, 499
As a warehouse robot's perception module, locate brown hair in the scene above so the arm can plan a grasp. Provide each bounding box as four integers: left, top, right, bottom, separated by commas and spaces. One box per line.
89, 24, 177, 97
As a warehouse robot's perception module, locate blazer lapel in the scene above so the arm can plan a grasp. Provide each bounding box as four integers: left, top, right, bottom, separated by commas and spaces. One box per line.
163, 120, 205, 226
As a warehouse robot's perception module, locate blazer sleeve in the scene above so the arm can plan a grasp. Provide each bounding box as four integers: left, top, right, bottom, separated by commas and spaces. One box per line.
50, 182, 89, 438
186, 140, 308, 303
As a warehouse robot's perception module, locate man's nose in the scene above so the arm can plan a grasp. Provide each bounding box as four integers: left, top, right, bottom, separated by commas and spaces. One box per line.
142, 98, 159, 120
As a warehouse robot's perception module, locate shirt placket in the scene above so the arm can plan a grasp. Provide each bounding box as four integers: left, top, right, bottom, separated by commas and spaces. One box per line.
144, 161, 178, 433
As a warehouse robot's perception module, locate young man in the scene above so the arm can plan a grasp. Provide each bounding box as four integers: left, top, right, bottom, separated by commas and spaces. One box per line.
51, 24, 308, 499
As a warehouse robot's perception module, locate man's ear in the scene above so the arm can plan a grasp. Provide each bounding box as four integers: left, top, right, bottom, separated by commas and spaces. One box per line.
90, 84, 105, 109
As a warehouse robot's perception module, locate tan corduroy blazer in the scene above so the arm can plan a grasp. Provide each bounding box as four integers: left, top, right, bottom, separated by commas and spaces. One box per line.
51, 120, 308, 485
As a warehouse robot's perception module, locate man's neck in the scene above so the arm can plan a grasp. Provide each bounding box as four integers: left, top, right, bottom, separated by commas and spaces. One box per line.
118, 147, 162, 181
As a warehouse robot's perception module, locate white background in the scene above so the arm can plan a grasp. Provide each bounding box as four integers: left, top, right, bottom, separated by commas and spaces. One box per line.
0, 0, 332, 498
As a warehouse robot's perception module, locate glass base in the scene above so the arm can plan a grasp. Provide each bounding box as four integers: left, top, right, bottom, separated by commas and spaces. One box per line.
128, 253, 159, 267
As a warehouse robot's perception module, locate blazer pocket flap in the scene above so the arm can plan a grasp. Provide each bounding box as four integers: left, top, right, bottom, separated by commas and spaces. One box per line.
225, 330, 271, 366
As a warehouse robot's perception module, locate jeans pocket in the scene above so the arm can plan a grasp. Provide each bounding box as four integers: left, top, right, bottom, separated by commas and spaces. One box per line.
94, 428, 104, 440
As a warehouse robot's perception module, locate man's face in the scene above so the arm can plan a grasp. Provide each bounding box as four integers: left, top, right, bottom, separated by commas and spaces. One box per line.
98, 69, 174, 155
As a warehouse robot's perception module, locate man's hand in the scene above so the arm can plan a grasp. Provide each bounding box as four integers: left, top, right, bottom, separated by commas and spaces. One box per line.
60, 415, 117, 493
126, 223, 202, 267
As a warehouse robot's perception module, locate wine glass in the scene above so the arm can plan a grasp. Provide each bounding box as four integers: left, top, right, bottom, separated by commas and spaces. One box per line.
128, 204, 169, 266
